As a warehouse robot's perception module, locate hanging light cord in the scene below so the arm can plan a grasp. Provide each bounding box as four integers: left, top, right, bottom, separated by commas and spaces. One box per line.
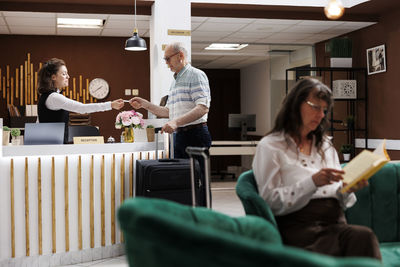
134, 0, 137, 31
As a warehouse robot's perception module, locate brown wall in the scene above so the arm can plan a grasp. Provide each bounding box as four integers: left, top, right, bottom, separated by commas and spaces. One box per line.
0, 34, 150, 140
315, 7, 400, 159
202, 68, 241, 172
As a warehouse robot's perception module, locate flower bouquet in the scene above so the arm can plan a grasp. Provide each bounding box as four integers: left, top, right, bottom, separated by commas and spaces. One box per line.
115, 110, 145, 142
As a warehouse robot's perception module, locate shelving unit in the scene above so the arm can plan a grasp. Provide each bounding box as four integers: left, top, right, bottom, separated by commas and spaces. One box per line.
285, 67, 368, 160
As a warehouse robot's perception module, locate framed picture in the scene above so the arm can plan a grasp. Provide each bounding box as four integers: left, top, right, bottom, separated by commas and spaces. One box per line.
366, 44, 386, 75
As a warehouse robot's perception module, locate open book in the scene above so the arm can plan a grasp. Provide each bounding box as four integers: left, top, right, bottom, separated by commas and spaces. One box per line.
341, 140, 390, 193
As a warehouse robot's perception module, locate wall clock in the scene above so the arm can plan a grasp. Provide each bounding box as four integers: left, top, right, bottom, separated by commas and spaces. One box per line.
89, 78, 109, 100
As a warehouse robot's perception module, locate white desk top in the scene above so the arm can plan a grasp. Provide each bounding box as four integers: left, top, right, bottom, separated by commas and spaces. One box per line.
2, 141, 162, 157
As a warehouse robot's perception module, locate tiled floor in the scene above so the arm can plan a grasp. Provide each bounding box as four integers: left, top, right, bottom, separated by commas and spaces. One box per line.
60, 180, 244, 267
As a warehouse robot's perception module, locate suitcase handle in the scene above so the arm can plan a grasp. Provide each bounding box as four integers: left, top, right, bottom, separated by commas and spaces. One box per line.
185, 147, 210, 158
158, 159, 179, 162
186, 146, 211, 208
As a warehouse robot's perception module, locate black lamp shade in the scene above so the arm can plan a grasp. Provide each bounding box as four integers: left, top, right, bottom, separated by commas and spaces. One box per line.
125, 32, 147, 51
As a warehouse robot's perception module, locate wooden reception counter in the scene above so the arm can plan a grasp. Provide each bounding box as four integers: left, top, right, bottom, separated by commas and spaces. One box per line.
0, 131, 168, 266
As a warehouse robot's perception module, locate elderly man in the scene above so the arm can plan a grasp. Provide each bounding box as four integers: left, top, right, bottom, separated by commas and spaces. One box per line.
129, 42, 212, 158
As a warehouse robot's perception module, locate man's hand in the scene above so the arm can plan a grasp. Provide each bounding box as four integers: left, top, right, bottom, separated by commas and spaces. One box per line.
312, 168, 345, 187
129, 97, 149, 110
111, 99, 124, 110
161, 120, 178, 134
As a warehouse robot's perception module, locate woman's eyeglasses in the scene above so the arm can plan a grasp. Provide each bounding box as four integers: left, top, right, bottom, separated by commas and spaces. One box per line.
163, 51, 180, 62
306, 100, 328, 115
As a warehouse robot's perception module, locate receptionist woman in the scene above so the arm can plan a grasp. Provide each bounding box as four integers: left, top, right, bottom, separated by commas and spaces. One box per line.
37, 58, 124, 143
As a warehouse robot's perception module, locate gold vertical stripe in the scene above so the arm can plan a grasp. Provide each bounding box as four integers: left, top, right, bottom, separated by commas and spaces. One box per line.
78, 156, 82, 250
10, 159, 15, 258
34, 71, 38, 102
79, 75, 82, 97
20, 65, 23, 106
101, 155, 105, 246
38, 158, 42, 255
86, 79, 89, 100
73, 78, 76, 100
30, 63, 33, 104
90, 155, 94, 248
25, 157, 30, 256
111, 154, 115, 244
6, 65, 10, 105
120, 154, 125, 242
65, 156, 69, 252
51, 157, 56, 253
24, 61, 27, 105
129, 153, 133, 197
16, 68, 19, 99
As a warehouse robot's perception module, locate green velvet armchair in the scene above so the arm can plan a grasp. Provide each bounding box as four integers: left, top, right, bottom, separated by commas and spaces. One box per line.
236, 168, 400, 267
118, 197, 381, 267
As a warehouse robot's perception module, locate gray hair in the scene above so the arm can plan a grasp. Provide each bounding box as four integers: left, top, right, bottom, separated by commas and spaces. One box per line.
169, 42, 188, 58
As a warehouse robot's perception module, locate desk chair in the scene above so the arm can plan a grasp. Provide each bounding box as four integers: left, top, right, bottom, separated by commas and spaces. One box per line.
68, 125, 100, 144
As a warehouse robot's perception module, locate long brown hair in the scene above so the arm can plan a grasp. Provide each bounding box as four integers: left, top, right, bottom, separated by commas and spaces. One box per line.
270, 78, 333, 157
37, 58, 66, 95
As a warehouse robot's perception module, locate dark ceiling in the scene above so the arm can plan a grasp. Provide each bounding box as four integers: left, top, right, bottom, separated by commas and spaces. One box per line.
0, 0, 399, 21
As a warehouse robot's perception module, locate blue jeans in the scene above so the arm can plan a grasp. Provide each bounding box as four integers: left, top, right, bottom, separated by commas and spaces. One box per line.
174, 125, 212, 206
174, 125, 212, 159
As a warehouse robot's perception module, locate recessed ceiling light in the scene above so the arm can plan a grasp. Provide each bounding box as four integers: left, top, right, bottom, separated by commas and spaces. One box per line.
205, 43, 248, 51
57, 18, 105, 28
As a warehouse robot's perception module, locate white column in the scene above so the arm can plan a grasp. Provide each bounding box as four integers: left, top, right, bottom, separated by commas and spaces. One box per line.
150, 0, 191, 109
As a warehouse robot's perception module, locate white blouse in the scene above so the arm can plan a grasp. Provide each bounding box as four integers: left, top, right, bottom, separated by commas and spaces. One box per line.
46, 91, 111, 114
252, 132, 356, 216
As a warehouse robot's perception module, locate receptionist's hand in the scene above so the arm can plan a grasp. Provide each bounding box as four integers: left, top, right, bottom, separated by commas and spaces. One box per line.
111, 99, 124, 110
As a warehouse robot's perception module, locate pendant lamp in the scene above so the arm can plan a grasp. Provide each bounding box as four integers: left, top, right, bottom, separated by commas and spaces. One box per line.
324, 0, 345, 20
125, 0, 147, 51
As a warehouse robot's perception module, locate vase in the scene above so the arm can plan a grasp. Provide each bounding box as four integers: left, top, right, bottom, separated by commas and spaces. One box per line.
343, 153, 350, 161
11, 136, 21, 146
2, 130, 10, 146
146, 128, 155, 142
124, 127, 134, 143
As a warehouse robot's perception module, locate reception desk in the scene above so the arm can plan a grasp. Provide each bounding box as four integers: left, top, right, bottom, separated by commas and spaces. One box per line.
0, 121, 168, 266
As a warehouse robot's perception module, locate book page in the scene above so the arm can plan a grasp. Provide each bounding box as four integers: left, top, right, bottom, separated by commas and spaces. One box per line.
341, 140, 390, 193
342, 150, 386, 184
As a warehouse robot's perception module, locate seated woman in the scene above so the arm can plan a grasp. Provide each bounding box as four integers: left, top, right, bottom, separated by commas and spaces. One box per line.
252, 78, 381, 259
37, 58, 124, 143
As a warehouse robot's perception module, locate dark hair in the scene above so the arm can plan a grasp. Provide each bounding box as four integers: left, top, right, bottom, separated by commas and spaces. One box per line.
37, 58, 66, 94
270, 78, 333, 157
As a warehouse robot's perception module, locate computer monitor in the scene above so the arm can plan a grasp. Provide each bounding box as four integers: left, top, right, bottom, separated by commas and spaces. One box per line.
228, 114, 256, 140
24, 122, 65, 145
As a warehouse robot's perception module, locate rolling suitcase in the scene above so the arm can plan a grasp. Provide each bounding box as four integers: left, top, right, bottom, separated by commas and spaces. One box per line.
135, 128, 211, 207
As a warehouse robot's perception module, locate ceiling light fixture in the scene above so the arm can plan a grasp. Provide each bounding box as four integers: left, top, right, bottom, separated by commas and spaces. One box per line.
205, 43, 248, 51
57, 18, 104, 28
125, 0, 147, 51
324, 0, 345, 20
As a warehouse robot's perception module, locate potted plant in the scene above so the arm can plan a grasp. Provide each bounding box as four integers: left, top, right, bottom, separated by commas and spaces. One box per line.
11, 128, 21, 145
340, 144, 353, 161
146, 125, 155, 142
2, 126, 11, 146
328, 37, 352, 67
344, 115, 355, 130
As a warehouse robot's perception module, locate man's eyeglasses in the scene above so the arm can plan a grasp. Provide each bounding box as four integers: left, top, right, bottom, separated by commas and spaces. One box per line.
163, 51, 180, 62
306, 100, 328, 115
